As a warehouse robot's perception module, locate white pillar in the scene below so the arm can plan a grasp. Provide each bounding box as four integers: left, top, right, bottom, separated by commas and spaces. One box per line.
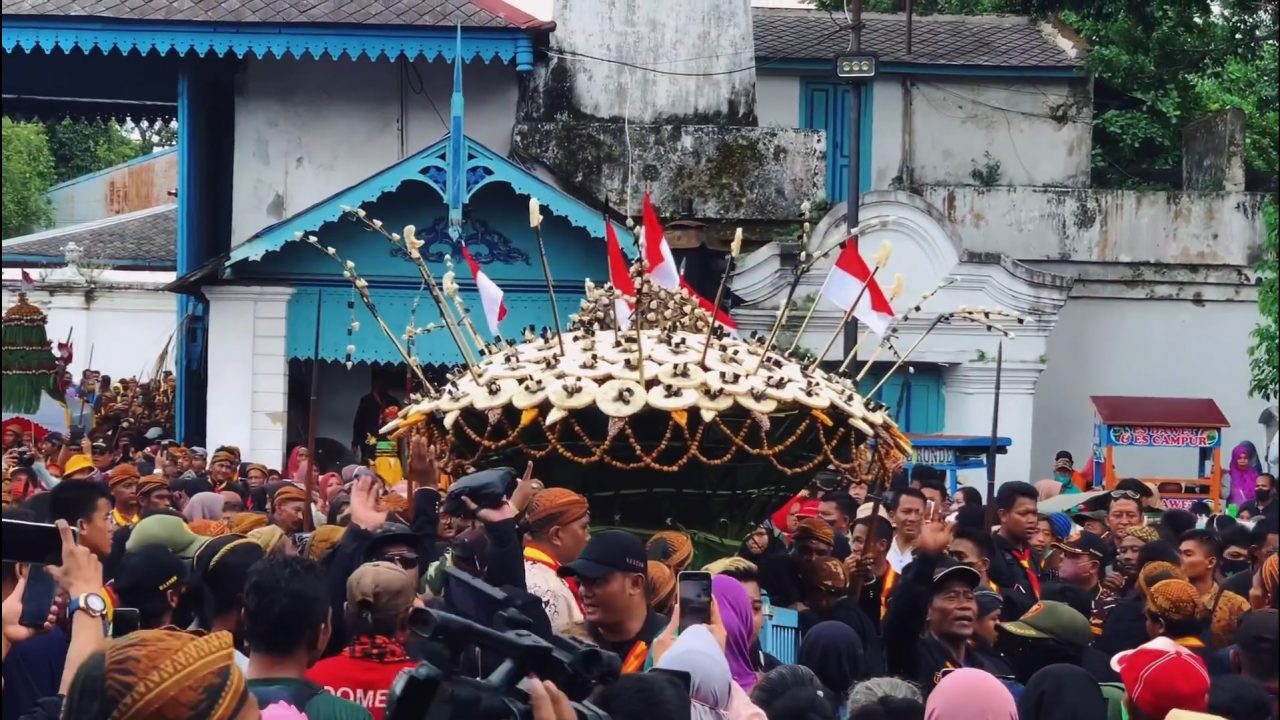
204, 286, 294, 467
943, 362, 1044, 491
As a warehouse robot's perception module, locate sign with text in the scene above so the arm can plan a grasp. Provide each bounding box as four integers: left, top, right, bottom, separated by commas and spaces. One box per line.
1107, 426, 1221, 449
911, 447, 958, 467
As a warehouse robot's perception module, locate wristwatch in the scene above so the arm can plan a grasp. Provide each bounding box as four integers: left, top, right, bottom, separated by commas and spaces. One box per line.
68, 592, 110, 633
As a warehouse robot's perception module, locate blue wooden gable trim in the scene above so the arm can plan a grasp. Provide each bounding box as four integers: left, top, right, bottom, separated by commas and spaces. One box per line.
1, 17, 536, 69
228, 133, 629, 266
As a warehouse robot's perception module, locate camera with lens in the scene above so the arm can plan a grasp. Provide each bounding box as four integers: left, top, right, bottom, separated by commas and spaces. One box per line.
386, 566, 616, 720
14, 447, 37, 468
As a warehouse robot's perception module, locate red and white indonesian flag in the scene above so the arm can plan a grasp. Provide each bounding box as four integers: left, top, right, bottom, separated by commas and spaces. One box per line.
460, 244, 508, 335
606, 220, 636, 330
642, 192, 681, 291
640, 193, 738, 331
821, 239, 895, 336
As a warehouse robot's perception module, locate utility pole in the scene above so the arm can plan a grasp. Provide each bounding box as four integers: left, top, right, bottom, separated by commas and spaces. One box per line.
836, 2, 877, 367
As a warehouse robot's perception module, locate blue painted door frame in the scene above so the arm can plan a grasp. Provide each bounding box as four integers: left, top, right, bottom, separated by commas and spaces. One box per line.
801, 80, 873, 204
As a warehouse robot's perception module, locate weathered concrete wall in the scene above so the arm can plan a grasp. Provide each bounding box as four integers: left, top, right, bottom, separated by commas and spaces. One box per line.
754, 75, 1093, 190
47, 149, 177, 227
1183, 109, 1246, 192
921, 185, 1268, 266
512, 122, 824, 219
523, 0, 756, 124
230, 57, 518, 248
1032, 296, 1268, 479
879, 78, 1093, 189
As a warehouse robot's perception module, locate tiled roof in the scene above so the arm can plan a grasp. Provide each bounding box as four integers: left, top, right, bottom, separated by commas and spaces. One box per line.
753, 7, 1082, 67
0, 0, 550, 29
2, 205, 176, 269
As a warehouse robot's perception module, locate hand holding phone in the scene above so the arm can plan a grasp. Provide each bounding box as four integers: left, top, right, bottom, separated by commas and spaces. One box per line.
677, 571, 713, 633
3, 519, 79, 565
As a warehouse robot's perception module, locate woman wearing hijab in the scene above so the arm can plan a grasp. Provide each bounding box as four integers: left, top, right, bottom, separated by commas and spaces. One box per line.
925, 668, 1017, 720
713, 575, 759, 694
182, 492, 226, 522
797, 621, 863, 712
283, 445, 308, 481
1017, 664, 1106, 720
655, 624, 766, 720
1226, 441, 1262, 509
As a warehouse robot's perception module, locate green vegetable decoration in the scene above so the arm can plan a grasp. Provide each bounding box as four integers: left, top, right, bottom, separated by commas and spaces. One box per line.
2, 293, 61, 415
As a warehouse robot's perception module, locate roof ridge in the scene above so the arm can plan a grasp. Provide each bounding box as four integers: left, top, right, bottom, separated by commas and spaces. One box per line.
3, 204, 176, 247
753, 6, 1037, 23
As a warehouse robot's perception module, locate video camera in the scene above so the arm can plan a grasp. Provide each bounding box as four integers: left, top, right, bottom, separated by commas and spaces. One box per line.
386, 566, 618, 720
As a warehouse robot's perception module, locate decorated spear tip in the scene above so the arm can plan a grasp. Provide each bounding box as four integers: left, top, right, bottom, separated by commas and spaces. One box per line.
355, 208, 367, 218
294, 231, 304, 240
344, 260, 356, 271
340, 204, 351, 212
889, 273, 905, 299
873, 240, 892, 267
529, 197, 543, 228
731, 228, 743, 257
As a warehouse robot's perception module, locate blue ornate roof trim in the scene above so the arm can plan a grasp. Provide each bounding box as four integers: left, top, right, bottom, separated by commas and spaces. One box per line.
228, 133, 629, 265
1, 18, 535, 68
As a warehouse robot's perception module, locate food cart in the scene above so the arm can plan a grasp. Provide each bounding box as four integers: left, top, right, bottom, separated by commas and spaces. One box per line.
1090, 396, 1229, 511
905, 434, 1012, 497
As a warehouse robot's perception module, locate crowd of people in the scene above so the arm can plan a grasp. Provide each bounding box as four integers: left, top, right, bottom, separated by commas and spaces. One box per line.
2, 427, 1278, 720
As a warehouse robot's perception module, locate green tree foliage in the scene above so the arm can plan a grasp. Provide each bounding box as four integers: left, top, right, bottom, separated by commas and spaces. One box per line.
45, 118, 143, 184
811, 0, 1279, 182
2, 117, 56, 239
1250, 198, 1279, 401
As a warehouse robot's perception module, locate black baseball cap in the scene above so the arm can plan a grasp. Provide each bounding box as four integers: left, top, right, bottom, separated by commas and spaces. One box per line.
114, 544, 189, 606
1234, 609, 1278, 656
1053, 531, 1108, 560
558, 530, 647, 580
931, 557, 982, 593
44, 432, 65, 445
364, 522, 419, 561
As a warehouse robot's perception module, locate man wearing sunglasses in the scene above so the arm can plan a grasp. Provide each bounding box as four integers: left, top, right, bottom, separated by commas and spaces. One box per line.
1105, 486, 1147, 546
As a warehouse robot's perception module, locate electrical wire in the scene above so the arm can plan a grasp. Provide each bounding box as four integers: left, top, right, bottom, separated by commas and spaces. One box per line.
545, 26, 849, 77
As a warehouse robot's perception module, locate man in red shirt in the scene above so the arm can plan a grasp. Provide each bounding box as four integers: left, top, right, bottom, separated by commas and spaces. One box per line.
306, 561, 417, 719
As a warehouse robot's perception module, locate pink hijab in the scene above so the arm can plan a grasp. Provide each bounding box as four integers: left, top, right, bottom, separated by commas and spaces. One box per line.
925, 669, 1017, 720
1227, 441, 1261, 508
1035, 479, 1063, 502
284, 446, 307, 480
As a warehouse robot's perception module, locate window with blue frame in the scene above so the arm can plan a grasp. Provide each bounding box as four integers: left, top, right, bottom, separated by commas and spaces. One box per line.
800, 80, 872, 204
857, 364, 945, 434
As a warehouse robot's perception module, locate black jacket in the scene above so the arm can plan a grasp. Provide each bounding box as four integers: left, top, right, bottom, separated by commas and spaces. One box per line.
799, 598, 888, 678
988, 532, 1041, 620
883, 552, 1010, 693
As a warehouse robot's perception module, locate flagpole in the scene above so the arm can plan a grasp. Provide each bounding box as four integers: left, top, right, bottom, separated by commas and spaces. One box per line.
699, 229, 742, 366
529, 197, 565, 353
984, 340, 1004, 527
805, 240, 892, 373
303, 295, 321, 533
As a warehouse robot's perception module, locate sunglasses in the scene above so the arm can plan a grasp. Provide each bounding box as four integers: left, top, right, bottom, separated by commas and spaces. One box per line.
1109, 489, 1141, 500
378, 553, 419, 570
92, 448, 111, 456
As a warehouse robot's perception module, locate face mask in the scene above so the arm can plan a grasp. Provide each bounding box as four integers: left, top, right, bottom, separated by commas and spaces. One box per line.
1220, 558, 1251, 576
1257, 488, 1273, 504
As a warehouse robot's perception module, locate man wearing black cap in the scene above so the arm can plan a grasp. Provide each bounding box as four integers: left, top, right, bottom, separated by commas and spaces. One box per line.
1231, 609, 1278, 717
1054, 531, 1109, 635
114, 544, 190, 630
883, 520, 1009, 691
559, 530, 666, 673
1053, 450, 1077, 491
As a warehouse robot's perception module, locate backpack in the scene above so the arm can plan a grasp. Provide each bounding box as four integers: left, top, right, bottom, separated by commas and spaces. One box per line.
249, 680, 324, 714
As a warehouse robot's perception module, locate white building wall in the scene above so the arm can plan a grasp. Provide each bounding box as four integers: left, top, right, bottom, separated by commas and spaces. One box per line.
1031, 297, 1267, 480
204, 286, 294, 467
1, 272, 178, 380
755, 73, 801, 128
230, 57, 519, 248
752, 74, 1092, 191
